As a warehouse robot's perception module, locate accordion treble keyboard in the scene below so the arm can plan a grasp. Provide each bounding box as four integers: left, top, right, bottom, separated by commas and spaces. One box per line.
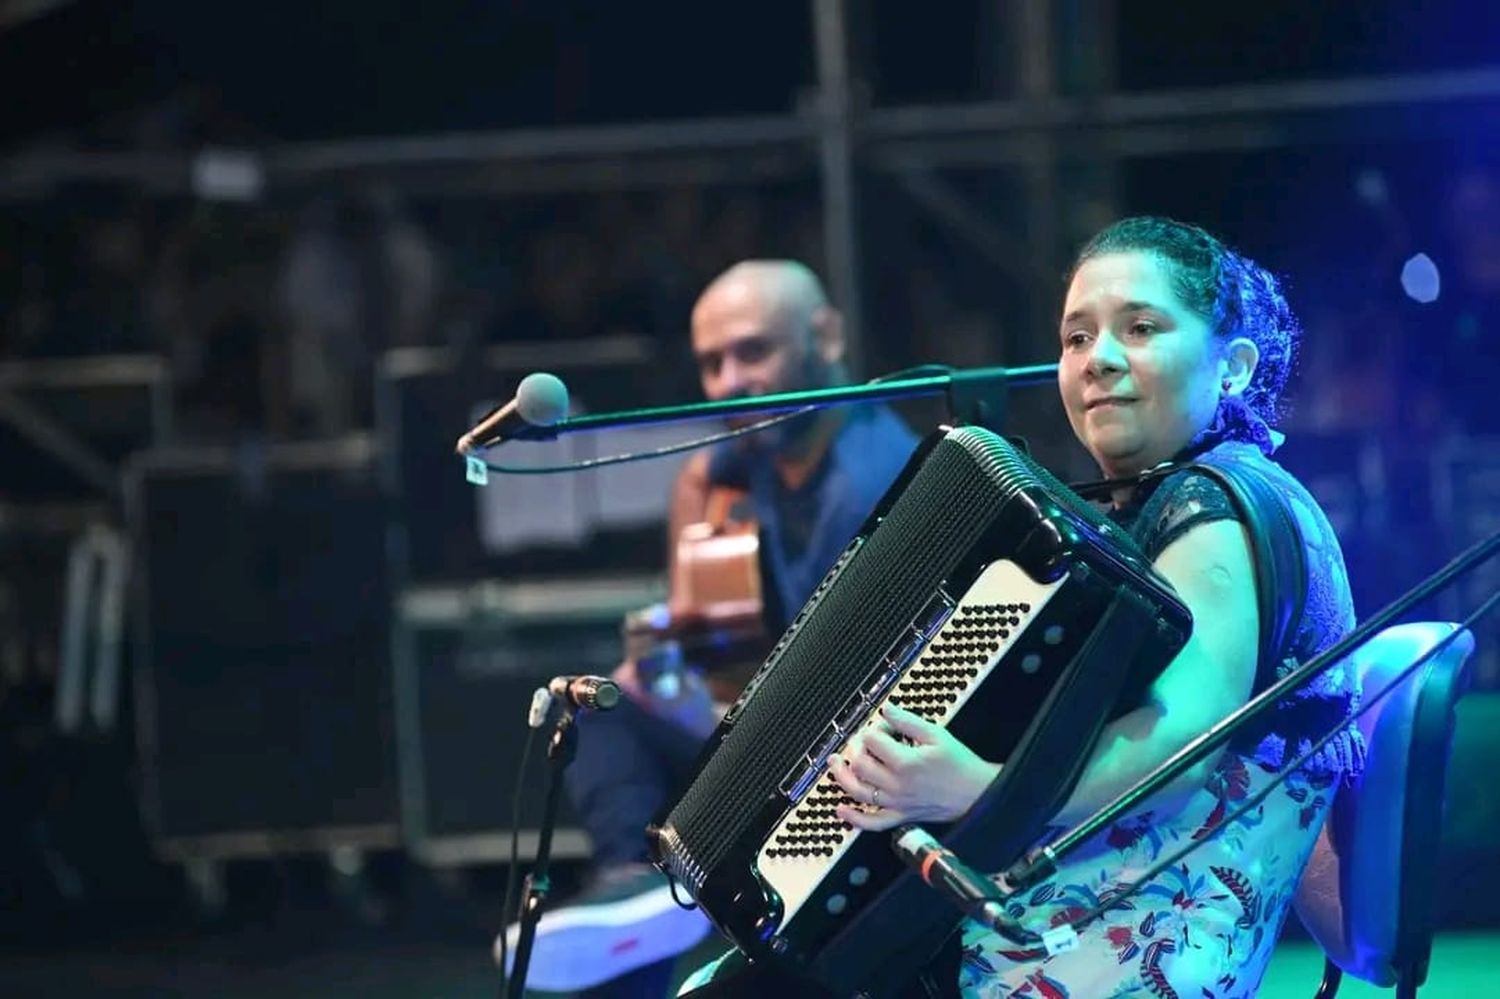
757, 558, 1061, 928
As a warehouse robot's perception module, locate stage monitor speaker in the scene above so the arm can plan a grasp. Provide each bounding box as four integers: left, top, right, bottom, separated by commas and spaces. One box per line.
127, 436, 399, 858
391, 578, 661, 865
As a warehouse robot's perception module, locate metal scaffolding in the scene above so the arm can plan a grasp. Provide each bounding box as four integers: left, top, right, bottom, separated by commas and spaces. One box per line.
4, 0, 1500, 360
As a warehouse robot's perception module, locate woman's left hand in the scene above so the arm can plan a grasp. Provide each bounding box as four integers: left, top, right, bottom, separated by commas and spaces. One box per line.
829, 703, 1001, 832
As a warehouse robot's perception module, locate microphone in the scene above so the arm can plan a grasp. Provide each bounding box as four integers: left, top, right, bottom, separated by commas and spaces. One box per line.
454, 372, 570, 453
892, 825, 1074, 952
891, 825, 1012, 933
547, 675, 622, 712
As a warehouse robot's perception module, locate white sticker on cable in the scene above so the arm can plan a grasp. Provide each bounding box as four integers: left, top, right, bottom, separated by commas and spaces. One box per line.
1042, 924, 1080, 956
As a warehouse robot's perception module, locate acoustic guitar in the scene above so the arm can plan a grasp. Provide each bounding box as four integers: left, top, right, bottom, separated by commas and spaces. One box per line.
622, 485, 772, 704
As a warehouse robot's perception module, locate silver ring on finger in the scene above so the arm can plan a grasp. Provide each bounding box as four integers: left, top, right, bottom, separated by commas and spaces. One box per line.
871, 787, 882, 808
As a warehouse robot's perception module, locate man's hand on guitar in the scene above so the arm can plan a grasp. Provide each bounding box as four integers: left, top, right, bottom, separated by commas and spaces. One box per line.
611, 657, 721, 740
830, 704, 1001, 832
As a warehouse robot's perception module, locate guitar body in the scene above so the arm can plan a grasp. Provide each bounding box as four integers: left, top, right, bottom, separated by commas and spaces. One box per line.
625, 485, 771, 703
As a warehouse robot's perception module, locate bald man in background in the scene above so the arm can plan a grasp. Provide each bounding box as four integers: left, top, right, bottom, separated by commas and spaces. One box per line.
500, 261, 919, 996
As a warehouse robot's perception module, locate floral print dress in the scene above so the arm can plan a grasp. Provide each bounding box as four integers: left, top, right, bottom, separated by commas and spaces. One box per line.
958, 752, 1341, 998
958, 440, 1362, 999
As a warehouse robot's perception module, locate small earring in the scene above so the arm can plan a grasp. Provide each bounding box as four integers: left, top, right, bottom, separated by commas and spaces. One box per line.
1221, 379, 1232, 393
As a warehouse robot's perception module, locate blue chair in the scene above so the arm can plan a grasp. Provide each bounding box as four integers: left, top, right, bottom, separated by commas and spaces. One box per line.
1293, 621, 1476, 999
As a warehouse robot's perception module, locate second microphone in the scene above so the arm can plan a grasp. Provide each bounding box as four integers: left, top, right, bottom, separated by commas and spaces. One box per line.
548, 674, 622, 712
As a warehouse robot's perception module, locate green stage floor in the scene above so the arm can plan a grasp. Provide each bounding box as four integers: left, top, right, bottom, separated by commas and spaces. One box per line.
1259, 932, 1500, 996
653, 932, 1500, 999
1, 928, 1496, 996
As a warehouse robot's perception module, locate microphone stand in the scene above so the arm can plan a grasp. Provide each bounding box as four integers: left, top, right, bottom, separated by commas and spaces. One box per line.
466, 362, 1053, 990
506, 702, 580, 999
997, 525, 1500, 897
467, 363, 1058, 442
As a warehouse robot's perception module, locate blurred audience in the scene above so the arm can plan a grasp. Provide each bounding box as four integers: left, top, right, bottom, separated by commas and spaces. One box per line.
0, 182, 835, 442
274, 189, 443, 436
1, 153, 1496, 459
1429, 166, 1500, 435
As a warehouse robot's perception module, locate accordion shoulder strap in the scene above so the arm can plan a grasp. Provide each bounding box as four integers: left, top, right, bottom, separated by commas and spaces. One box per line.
1187, 458, 1308, 685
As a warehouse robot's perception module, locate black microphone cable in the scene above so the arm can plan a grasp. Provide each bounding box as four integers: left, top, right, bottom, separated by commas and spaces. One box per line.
496, 688, 549, 997
466, 366, 955, 477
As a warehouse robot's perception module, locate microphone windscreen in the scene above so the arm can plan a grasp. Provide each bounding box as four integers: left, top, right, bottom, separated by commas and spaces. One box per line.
593, 680, 622, 710
515, 372, 570, 426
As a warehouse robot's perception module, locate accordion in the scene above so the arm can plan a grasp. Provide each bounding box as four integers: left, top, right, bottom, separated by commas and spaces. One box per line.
648, 426, 1192, 997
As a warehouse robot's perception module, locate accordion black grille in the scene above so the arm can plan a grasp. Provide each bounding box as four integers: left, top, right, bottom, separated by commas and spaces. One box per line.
665, 427, 1039, 875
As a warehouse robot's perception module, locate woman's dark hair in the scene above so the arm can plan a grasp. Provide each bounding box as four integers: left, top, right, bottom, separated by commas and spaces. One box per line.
1068, 216, 1300, 424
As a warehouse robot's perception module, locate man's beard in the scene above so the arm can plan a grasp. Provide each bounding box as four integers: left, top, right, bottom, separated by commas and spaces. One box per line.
730, 407, 823, 455
726, 354, 836, 455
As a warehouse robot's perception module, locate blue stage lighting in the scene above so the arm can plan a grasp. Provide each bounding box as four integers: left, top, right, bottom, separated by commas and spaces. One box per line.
1401, 253, 1441, 304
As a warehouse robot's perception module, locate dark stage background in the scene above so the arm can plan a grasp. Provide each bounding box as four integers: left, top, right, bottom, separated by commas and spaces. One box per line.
0, 2, 1497, 996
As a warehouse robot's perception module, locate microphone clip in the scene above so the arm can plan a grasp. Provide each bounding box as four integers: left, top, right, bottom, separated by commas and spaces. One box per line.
891, 824, 1045, 949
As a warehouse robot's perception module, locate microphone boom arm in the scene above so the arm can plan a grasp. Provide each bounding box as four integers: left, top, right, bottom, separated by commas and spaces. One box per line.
469, 364, 1059, 443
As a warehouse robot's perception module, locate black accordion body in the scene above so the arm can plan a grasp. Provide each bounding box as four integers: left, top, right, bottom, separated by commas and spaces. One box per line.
648, 426, 1192, 997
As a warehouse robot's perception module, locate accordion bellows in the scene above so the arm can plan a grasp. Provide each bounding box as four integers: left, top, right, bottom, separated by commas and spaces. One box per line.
649, 426, 1191, 996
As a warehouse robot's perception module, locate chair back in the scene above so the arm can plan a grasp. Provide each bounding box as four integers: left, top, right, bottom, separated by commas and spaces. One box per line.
1293, 621, 1475, 987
